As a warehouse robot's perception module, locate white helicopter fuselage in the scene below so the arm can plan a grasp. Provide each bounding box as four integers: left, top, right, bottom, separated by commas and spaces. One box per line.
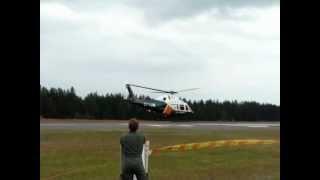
126, 84, 196, 118
155, 95, 193, 114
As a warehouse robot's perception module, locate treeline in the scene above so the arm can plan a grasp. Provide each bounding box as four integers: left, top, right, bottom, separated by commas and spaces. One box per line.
40, 85, 280, 121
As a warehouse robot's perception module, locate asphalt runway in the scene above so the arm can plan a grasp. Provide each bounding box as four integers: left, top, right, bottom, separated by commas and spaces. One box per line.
40, 120, 280, 130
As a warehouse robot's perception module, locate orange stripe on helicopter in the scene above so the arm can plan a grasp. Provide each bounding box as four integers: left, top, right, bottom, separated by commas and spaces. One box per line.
163, 105, 174, 117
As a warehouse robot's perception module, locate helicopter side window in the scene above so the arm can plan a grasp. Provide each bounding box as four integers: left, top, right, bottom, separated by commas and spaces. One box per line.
180, 105, 185, 111
163, 97, 166, 101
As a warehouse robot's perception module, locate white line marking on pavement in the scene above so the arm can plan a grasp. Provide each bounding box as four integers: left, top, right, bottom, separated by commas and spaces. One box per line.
196, 123, 279, 128
146, 124, 169, 127
176, 124, 193, 127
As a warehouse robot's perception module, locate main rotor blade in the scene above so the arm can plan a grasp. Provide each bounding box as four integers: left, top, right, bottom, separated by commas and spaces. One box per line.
176, 88, 199, 93
127, 84, 175, 94
150, 89, 198, 94
149, 91, 176, 94
150, 91, 164, 93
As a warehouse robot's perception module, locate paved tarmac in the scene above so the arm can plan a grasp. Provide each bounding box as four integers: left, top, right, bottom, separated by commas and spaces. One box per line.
40, 120, 280, 131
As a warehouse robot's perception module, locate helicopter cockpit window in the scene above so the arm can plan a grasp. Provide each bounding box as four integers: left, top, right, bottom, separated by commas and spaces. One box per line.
180, 105, 185, 111
186, 106, 189, 111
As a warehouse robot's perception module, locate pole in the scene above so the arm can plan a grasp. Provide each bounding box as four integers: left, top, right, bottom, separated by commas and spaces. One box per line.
145, 141, 150, 174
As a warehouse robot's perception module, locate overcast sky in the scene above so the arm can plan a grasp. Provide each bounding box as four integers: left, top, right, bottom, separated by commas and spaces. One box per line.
40, 0, 280, 105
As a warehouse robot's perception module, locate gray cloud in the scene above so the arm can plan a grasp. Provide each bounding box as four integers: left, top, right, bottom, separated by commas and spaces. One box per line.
41, 0, 279, 23
128, 0, 279, 22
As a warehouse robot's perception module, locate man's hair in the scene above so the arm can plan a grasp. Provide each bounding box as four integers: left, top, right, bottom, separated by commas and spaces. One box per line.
128, 119, 139, 132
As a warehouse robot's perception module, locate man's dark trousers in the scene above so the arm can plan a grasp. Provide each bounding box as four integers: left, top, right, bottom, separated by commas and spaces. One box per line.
121, 157, 146, 180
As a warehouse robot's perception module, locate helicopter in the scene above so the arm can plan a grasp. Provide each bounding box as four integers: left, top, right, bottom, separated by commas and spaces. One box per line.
125, 84, 198, 118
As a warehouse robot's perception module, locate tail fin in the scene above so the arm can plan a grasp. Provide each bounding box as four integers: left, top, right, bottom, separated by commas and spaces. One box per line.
126, 84, 134, 100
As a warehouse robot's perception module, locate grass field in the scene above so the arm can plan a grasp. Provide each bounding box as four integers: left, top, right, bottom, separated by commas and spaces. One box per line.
40, 127, 280, 180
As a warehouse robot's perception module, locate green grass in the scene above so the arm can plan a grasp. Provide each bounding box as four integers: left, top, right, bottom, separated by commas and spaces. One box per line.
40, 128, 279, 180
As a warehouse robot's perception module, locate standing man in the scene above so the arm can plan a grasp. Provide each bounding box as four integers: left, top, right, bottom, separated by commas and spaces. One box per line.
120, 119, 146, 180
